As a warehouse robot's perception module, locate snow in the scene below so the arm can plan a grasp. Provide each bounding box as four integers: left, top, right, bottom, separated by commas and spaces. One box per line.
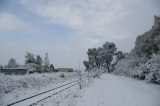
0, 72, 79, 106
76, 74, 160, 106
1, 72, 160, 106
7, 81, 78, 106
113, 54, 160, 83
33, 83, 81, 106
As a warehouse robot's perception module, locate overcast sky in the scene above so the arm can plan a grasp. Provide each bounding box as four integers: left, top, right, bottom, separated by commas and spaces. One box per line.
0, 0, 160, 69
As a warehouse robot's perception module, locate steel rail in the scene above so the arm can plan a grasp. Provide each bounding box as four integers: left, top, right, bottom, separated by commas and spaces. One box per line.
6, 80, 79, 106
30, 82, 78, 106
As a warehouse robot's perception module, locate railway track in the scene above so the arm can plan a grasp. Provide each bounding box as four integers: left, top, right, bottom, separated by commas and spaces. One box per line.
6, 80, 79, 106
6, 73, 90, 106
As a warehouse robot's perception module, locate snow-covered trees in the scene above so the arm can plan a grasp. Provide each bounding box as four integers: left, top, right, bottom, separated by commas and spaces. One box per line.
100, 42, 117, 72
44, 53, 50, 68
43, 52, 50, 72
25, 52, 44, 66
113, 15, 160, 84
113, 53, 141, 77
87, 48, 98, 69
36, 55, 43, 66
84, 16, 160, 84
133, 15, 160, 58
24, 52, 42, 73
84, 41, 118, 73
83, 61, 90, 70
144, 54, 160, 84
130, 15, 160, 83
115, 51, 124, 60
24, 52, 54, 73
113, 54, 160, 84
6, 58, 18, 68
25, 52, 36, 64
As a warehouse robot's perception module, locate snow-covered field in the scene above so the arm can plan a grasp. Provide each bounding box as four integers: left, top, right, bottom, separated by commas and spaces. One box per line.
76, 74, 160, 106
0, 72, 160, 106
0, 72, 80, 106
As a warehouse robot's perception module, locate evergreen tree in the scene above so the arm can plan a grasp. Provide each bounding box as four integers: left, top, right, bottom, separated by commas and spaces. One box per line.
7, 58, 18, 68
36, 55, 43, 66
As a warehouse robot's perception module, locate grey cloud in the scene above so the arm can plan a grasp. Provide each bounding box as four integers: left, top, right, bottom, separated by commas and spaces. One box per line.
0, 0, 160, 68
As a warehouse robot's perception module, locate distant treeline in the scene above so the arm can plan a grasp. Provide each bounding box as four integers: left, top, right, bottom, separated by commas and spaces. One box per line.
0, 52, 55, 73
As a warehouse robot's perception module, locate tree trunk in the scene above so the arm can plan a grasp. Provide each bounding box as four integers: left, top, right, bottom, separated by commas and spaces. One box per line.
107, 62, 110, 73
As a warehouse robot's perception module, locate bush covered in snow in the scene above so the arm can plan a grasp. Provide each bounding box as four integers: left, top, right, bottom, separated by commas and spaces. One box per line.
113, 54, 160, 84
113, 54, 141, 77
59, 73, 65, 78
144, 55, 160, 84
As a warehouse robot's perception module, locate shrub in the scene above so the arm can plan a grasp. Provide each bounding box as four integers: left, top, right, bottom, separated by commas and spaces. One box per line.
144, 54, 160, 84
59, 73, 65, 78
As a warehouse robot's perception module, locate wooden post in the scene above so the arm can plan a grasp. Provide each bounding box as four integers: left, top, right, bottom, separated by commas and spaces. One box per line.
88, 70, 90, 84
78, 60, 82, 89
79, 70, 82, 89
77, 70, 82, 89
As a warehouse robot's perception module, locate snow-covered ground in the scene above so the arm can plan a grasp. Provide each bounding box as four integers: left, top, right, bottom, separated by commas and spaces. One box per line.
1, 73, 160, 106
32, 83, 81, 106
0, 72, 80, 106
77, 74, 160, 106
